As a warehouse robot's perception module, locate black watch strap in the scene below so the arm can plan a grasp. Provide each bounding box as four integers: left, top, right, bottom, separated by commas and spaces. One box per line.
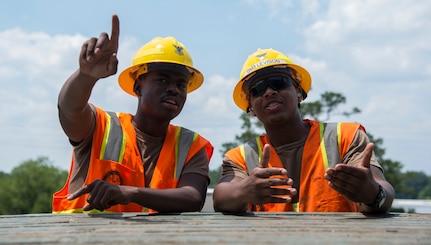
368, 184, 387, 209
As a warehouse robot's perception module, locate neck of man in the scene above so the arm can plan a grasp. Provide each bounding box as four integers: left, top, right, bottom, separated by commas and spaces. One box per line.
265, 120, 309, 147
132, 112, 170, 137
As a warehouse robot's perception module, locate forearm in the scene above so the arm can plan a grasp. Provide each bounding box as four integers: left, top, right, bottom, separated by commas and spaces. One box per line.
58, 70, 98, 141
130, 186, 205, 213
358, 180, 395, 214
58, 69, 98, 117
213, 182, 248, 213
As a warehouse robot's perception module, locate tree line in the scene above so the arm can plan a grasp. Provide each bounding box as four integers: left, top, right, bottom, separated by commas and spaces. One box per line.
0, 91, 430, 215
209, 91, 431, 202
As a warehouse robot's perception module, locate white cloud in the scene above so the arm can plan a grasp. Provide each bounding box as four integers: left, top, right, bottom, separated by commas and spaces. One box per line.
1, 1, 430, 176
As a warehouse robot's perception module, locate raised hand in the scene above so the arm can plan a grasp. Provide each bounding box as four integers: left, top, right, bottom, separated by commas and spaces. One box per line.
324, 143, 379, 204
240, 144, 296, 205
79, 14, 120, 80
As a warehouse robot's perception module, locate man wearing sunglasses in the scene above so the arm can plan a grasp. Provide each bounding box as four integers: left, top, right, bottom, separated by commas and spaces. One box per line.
213, 48, 394, 214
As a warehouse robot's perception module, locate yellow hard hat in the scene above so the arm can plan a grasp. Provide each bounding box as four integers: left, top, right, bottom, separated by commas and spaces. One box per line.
233, 48, 312, 112
118, 36, 204, 96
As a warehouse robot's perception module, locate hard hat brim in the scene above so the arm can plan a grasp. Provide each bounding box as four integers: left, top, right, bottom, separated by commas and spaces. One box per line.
233, 64, 312, 112
118, 62, 204, 97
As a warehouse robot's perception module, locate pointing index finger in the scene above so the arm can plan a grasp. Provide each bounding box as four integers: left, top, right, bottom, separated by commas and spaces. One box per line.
67, 183, 93, 200
110, 14, 120, 48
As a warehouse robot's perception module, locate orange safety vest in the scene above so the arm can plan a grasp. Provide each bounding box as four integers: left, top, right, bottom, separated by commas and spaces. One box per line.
53, 107, 213, 214
225, 120, 363, 212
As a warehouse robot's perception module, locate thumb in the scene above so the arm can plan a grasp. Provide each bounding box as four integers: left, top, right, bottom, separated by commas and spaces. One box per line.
359, 143, 374, 169
257, 144, 271, 168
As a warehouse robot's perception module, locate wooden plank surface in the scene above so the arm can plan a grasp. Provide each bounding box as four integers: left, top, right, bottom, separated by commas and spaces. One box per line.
1, 212, 430, 244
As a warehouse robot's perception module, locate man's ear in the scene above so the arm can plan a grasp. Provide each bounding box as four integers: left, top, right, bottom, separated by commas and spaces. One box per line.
297, 93, 303, 102
133, 80, 141, 97
296, 87, 304, 103
247, 107, 256, 116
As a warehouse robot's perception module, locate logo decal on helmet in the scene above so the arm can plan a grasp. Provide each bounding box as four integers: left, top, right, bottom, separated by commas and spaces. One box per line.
256, 52, 267, 60
244, 59, 288, 77
173, 44, 184, 56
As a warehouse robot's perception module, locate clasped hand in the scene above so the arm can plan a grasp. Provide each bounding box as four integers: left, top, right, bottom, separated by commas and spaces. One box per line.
241, 144, 297, 205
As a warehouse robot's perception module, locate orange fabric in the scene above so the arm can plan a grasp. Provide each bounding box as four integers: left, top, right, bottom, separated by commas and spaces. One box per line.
53, 107, 213, 213
225, 120, 361, 212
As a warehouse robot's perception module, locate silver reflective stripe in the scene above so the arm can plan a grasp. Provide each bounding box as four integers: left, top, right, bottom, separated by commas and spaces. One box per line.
175, 127, 197, 179
243, 123, 342, 173
322, 123, 341, 168
244, 138, 260, 175
103, 111, 124, 162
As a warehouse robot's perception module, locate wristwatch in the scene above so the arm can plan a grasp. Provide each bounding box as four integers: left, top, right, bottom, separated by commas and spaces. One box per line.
368, 184, 387, 209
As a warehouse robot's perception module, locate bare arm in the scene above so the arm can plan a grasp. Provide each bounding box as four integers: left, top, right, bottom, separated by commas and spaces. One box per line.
131, 172, 209, 213
58, 15, 119, 142
67, 172, 209, 213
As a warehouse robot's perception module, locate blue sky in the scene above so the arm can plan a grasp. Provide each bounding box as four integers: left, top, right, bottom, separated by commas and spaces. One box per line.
1, 0, 430, 175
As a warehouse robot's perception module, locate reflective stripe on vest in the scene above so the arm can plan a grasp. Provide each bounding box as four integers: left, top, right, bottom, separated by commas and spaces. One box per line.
243, 122, 342, 175
100, 111, 126, 163
100, 111, 198, 178
175, 127, 198, 179
320, 122, 342, 170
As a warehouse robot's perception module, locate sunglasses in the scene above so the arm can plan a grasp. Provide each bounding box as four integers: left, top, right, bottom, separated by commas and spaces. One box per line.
248, 76, 294, 97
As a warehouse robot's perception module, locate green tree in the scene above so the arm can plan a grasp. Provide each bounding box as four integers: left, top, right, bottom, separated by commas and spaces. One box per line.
219, 112, 263, 156
216, 90, 408, 199
418, 177, 431, 199
367, 134, 404, 196
220, 91, 363, 156
0, 157, 68, 214
398, 171, 429, 199
300, 91, 360, 120
0, 172, 12, 215
208, 166, 222, 188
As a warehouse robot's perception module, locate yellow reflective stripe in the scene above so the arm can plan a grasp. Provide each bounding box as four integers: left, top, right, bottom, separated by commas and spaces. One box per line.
319, 123, 329, 170
292, 202, 299, 212
256, 137, 263, 162
173, 127, 182, 178
337, 122, 342, 154
99, 112, 111, 160
52, 208, 84, 214
118, 113, 126, 164
240, 145, 245, 160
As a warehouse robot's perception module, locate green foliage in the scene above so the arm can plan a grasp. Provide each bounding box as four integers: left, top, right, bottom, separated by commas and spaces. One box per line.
300, 91, 361, 121
219, 112, 264, 157
418, 177, 431, 199
219, 90, 431, 199
367, 134, 404, 195
0, 172, 12, 215
0, 157, 68, 214
208, 166, 222, 188
398, 171, 430, 199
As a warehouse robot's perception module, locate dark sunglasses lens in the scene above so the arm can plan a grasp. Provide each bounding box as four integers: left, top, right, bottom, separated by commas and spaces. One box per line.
269, 77, 291, 90
249, 77, 292, 97
249, 80, 266, 97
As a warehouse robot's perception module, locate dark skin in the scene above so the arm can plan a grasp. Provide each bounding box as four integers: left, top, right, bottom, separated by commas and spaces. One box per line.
58, 15, 208, 213
213, 74, 394, 214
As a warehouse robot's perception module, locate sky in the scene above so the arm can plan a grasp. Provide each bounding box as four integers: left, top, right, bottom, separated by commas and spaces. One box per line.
0, 0, 430, 175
